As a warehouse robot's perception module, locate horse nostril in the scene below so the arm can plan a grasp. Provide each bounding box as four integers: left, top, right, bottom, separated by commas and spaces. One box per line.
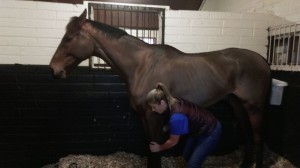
58, 70, 64, 76
49, 67, 65, 79
49, 67, 54, 74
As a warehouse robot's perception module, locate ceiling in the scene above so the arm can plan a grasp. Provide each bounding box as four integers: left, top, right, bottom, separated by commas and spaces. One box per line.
32, 0, 205, 10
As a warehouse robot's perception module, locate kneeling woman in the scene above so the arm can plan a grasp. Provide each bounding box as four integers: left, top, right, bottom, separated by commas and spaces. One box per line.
147, 83, 222, 168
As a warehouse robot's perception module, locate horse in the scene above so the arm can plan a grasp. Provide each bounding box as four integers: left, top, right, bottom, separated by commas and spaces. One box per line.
49, 9, 271, 168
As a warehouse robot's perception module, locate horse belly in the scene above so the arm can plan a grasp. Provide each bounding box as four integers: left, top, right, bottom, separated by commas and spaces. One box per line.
172, 79, 232, 107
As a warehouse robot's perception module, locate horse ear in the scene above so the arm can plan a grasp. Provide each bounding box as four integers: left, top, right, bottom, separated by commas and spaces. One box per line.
78, 9, 87, 25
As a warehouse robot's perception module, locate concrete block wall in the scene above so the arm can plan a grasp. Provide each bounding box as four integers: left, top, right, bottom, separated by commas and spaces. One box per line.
0, 0, 85, 65
0, 0, 277, 65
165, 10, 275, 57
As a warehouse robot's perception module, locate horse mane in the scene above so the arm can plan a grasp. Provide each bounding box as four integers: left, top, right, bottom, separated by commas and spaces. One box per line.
87, 20, 128, 38
66, 16, 128, 39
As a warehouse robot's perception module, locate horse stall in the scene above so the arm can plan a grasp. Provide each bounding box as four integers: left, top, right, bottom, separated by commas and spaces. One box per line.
0, 0, 299, 168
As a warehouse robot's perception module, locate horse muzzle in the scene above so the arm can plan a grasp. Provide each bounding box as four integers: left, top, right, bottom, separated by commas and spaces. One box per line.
49, 66, 67, 79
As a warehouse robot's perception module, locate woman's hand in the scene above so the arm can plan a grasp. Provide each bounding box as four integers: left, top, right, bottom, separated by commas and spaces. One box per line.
149, 141, 161, 152
149, 135, 180, 152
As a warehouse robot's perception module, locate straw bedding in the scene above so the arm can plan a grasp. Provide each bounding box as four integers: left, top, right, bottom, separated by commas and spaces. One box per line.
43, 147, 296, 168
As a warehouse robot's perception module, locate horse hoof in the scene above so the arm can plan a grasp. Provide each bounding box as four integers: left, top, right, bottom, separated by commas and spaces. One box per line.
68, 163, 78, 168
239, 162, 252, 168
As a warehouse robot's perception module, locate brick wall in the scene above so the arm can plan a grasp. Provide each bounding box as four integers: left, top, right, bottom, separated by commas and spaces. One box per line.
0, 0, 276, 65
0, 0, 86, 65
165, 10, 275, 57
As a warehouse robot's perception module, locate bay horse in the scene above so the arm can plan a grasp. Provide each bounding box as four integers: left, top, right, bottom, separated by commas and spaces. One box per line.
49, 9, 271, 168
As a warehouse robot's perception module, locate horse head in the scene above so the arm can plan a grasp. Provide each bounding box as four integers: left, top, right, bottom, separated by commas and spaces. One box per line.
49, 9, 94, 78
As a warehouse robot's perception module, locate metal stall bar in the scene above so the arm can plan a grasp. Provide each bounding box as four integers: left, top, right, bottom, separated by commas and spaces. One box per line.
272, 28, 276, 65
296, 24, 300, 66
267, 27, 272, 65
268, 22, 300, 71
278, 27, 285, 65
285, 26, 289, 65
291, 24, 296, 65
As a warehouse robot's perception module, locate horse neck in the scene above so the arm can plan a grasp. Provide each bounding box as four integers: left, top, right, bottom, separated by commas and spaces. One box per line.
87, 26, 150, 79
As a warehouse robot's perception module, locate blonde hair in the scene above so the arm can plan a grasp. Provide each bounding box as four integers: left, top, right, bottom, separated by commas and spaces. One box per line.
146, 82, 173, 107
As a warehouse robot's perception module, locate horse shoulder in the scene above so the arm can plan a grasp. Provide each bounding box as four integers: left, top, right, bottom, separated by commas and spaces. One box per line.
126, 45, 182, 108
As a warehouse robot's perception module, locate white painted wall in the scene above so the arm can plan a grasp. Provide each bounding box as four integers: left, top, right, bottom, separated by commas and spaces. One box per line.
202, 0, 300, 23
0, 0, 85, 65
0, 0, 278, 65
165, 10, 276, 57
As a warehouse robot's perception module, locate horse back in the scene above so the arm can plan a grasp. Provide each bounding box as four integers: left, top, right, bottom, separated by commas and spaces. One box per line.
129, 47, 270, 110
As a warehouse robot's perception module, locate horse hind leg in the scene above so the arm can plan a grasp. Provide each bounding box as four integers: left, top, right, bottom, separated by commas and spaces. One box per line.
226, 94, 254, 168
244, 103, 265, 168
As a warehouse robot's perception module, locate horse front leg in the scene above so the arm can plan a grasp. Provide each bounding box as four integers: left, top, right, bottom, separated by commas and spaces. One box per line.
142, 111, 168, 168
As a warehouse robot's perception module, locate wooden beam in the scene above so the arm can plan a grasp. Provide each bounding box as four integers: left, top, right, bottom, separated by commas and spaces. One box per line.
31, 0, 203, 10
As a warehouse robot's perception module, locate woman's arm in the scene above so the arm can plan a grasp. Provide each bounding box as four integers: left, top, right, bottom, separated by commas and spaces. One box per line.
149, 134, 180, 152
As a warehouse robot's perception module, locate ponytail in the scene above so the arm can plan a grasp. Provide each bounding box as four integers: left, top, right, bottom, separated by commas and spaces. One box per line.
156, 82, 172, 106
146, 82, 174, 110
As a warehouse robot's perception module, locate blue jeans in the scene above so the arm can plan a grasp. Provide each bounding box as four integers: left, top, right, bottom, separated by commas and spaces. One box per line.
183, 120, 222, 168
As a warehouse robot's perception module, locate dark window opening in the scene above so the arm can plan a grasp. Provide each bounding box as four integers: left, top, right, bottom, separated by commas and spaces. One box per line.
88, 3, 166, 69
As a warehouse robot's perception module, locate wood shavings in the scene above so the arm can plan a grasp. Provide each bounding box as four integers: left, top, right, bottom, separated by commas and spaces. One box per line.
43, 147, 297, 168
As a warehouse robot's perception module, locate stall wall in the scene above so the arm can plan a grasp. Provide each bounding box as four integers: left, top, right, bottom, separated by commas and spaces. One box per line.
0, 0, 275, 66
201, 1, 300, 166
202, 0, 300, 22
1, 1, 300, 167
0, 64, 148, 168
